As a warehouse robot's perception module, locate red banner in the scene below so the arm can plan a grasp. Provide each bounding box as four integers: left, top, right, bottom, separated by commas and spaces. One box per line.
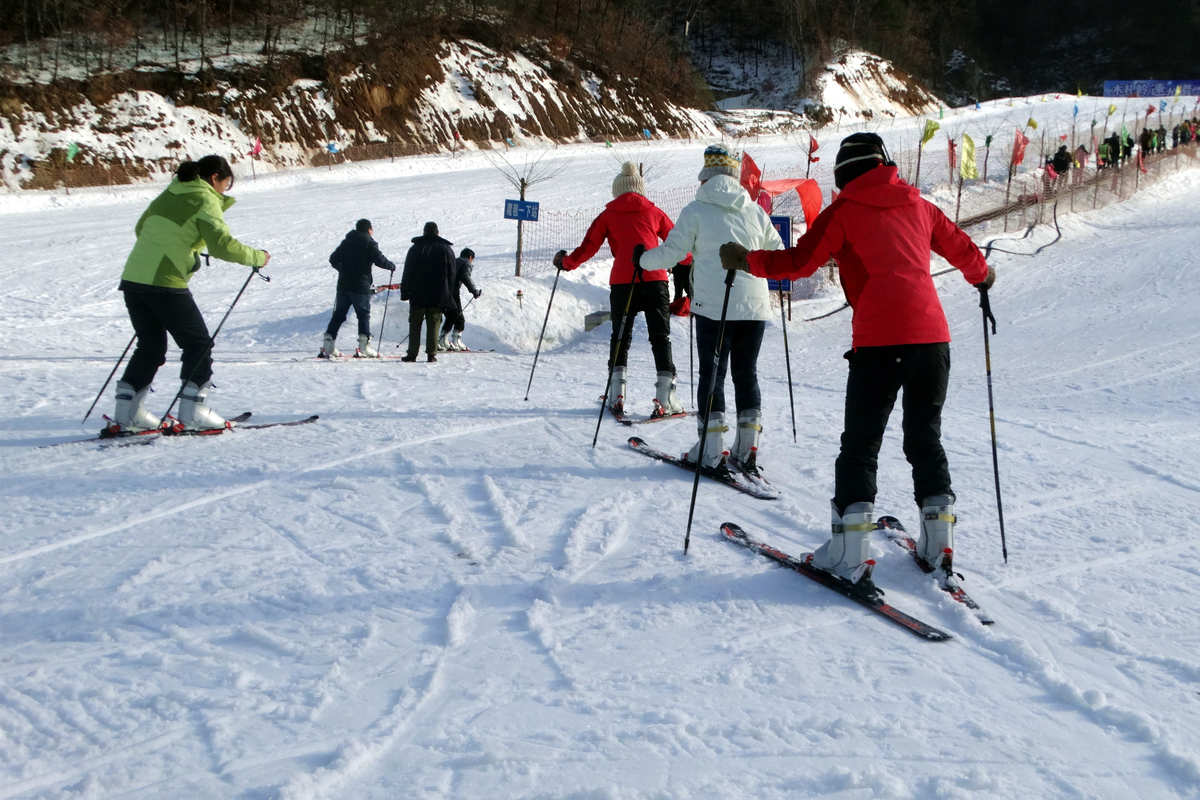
1011, 129, 1030, 166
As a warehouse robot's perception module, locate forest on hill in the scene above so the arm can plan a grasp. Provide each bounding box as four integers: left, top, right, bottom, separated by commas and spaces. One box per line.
1, 0, 1195, 101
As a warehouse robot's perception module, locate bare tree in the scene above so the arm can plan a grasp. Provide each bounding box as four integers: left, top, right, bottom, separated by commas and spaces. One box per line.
485, 146, 567, 276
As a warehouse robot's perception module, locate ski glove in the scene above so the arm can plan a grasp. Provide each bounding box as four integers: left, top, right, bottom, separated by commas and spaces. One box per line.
975, 266, 996, 290
719, 242, 750, 271
631, 243, 645, 269
553, 249, 567, 269
473, 289, 482, 298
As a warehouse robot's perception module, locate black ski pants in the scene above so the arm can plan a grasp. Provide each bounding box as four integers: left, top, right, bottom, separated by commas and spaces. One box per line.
325, 290, 372, 338
609, 280, 674, 373
694, 315, 765, 415
833, 342, 953, 513
120, 286, 213, 391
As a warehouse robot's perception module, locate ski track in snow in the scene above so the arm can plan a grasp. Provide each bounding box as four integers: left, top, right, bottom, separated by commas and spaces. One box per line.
2, 108, 1200, 797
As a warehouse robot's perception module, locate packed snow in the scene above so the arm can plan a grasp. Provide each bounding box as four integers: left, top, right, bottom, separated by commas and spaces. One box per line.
1, 100, 1199, 798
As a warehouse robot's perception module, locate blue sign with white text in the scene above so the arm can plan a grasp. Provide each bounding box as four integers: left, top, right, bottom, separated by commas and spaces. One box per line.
1103, 80, 1200, 97
504, 199, 540, 222
767, 215, 792, 293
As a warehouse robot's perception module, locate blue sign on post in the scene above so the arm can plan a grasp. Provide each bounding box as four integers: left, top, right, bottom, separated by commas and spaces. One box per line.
504, 199, 540, 221
767, 215, 792, 292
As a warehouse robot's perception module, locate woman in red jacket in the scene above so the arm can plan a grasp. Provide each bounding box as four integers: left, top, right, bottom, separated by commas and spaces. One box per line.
720, 132, 995, 586
554, 162, 687, 418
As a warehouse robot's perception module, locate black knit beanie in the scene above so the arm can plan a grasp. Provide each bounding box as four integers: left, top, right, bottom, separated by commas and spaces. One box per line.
834, 133, 889, 189
423, 221, 439, 237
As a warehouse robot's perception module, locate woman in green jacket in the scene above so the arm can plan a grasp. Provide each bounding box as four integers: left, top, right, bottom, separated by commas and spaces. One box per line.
111, 155, 270, 433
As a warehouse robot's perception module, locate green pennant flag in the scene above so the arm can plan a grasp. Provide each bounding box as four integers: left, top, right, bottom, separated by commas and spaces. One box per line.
66, 142, 80, 163
1026, 117, 1038, 130
939, 106, 944, 120
921, 119, 940, 145
985, 134, 993, 147
960, 134, 979, 180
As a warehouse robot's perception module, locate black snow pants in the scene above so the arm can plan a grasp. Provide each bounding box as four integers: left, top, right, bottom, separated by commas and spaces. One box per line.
120, 284, 214, 390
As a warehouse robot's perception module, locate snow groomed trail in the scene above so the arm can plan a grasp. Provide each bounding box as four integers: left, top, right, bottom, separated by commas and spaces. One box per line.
1, 122, 1199, 797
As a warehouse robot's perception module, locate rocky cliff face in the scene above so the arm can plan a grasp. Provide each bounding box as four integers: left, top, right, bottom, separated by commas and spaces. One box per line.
0, 38, 719, 190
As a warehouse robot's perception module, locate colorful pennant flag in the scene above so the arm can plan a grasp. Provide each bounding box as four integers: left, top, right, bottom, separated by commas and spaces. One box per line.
1026, 116, 1038, 130
960, 134, 979, 180
249, 138, 262, 157
947, 138, 957, 173
327, 142, 339, 154
921, 119, 940, 145
808, 135, 820, 163
1107, 103, 1117, 116
739, 153, 762, 199
1011, 128, 1030, 166
65, 142, 80, 163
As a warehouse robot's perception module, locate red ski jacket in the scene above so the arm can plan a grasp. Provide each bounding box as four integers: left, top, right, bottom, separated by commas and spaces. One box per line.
562, 193, 687, 284
746, 166, 988, 348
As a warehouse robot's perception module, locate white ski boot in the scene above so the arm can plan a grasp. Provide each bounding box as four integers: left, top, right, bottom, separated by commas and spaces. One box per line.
729, 408, 763, 474
916, 494, 956, 572
685, 411, 728, 468
450, 331, 466, 351
437, 331, 451, 352
320, 333, 341, 359
178, 380, 228, 431
607, 366, 627, 415
355, 333, 379, 358
111, 380, 161, 432
652, 370, 685, 417
808, 500, 876, 584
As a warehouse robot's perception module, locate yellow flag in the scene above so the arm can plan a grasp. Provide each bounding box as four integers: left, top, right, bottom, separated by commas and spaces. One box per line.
1107, 103, 1117, 115
960, 134, 979, 180
1026, 116, 1038, 130
1176, 85, 1182, 97
1077, 88, 1083, 97
921, 119, 940, 145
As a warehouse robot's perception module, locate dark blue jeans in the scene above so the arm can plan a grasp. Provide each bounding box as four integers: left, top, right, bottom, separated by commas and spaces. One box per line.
833, 343, 953, 512
693, 315, 765, 415
325, 291, 371, 337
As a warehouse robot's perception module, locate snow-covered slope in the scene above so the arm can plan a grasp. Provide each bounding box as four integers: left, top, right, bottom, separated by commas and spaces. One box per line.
1, 116, 1199, 797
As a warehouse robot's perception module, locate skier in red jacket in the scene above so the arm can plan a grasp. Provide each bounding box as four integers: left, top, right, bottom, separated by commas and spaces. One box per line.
554, 162, 689, 417
720, 132, 996, 586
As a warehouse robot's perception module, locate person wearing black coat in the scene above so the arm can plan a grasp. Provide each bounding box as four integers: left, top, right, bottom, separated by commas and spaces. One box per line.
401, 221, 455, 362
439, 248, 482, 351
321, 219, 396, 358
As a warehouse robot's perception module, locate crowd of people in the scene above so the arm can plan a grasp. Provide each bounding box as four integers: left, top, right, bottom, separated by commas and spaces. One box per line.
108, 132, 1010, 589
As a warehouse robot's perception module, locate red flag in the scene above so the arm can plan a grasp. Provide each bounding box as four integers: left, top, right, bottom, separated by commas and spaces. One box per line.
249, 137, 262, 157
795, 178, 822, 228
740, 153, 762, 199
1011, 128, 1030, 166
1045, 162, 1058, 180
1138, 150, 1147, 174
808, 135, 820, 163
1146, 104, 1156, 117
755, 189, 773, 213
948, 138, 957, 173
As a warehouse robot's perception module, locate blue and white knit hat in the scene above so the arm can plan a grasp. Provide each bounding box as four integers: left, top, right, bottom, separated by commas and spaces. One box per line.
698, 144, 740, 181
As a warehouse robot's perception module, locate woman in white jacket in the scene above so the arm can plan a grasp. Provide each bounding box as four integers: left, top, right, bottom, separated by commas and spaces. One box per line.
636, 145, 784, 472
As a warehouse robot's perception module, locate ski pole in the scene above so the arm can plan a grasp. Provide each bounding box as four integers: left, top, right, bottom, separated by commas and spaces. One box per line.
779, 288, 797, 442
591, 268, 642, 447
157, 266, 269, 423
523, 266, 563, 401
81, 333, 135, 425
684, 268, 737, 554
375, 284, 393, 351
978, 286, 1008, 563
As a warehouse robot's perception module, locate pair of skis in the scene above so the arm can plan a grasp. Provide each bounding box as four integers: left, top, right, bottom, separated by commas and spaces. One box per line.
723, 517, 994, 641
53, 412, 319, 447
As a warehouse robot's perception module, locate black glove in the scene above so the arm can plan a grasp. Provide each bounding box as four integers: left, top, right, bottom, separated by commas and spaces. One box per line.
975, 266, 996, 290
473, 289, 482, 298
552, 249, 567, 269
631, 243, 646, 269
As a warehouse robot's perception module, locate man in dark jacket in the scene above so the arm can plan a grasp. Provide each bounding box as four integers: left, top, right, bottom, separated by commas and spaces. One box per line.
439, 247, 482, 351
401, 221, 455, 362
321, 218, 396, 358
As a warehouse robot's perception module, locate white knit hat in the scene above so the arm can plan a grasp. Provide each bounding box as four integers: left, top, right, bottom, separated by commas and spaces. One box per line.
698, 144, 740, 181
612, 162, 646, 197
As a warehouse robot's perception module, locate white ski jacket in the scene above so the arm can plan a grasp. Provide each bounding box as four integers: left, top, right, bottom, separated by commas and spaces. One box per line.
640, 174, 784, 322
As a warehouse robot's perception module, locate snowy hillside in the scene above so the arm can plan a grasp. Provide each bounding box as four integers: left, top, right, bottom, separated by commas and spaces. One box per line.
2, 107, 1199, 798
